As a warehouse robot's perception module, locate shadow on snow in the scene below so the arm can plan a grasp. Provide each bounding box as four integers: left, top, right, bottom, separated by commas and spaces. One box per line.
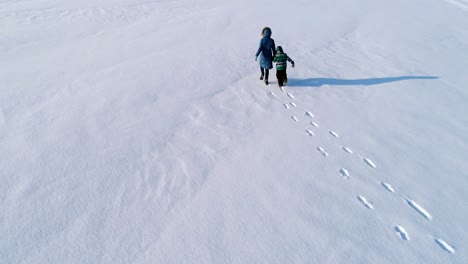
287, 76, 439, 87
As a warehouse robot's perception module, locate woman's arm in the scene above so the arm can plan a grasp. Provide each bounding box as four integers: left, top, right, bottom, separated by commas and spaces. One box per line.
255, 39, 263, 57
271, 39, 276, 57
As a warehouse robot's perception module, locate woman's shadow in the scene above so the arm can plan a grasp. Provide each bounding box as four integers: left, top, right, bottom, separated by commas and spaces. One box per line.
287, 76, 438, 87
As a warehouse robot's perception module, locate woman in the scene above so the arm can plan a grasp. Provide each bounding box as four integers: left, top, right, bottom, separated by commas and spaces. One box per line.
255, 27, 276, 85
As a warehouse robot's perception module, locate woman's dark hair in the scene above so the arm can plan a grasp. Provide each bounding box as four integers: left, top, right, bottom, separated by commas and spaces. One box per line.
261, 27, 271, 36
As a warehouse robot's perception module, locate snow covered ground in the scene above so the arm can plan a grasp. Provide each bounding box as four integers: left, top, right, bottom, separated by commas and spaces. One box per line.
1, 0, 467, 263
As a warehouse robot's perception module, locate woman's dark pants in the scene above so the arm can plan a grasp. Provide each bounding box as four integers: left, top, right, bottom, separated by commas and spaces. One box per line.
260, 67, 269, 80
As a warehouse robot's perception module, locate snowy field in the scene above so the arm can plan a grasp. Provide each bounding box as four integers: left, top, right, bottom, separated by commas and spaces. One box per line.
1, 0, 467, 263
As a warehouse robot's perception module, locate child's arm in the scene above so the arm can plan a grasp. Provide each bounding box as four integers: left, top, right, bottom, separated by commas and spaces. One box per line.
287, 56, 295, 67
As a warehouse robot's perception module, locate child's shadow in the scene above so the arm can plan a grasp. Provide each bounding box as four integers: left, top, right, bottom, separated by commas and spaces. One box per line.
287, 76, 438, 87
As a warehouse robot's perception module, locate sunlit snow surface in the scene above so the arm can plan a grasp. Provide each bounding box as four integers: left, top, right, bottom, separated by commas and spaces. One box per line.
1, 0, 467, 263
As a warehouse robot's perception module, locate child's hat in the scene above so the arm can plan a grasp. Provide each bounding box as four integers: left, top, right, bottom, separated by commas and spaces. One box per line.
276, 46, 283, 52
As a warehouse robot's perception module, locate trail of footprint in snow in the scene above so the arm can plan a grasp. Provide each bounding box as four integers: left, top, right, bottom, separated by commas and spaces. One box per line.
290, 102, 297, 108
310, 121, 319, 128
381, 182, 395, 192
357, 195, 374, 209
339, 168, 350, 179
435, 238, 456, 254
291, 116, 299, 122
363, 157, 376, 168
394, 226, 410, 240
306, 130, 315, 136
283, 103, 290, 109
269, 91, 277, 98
305, 111, 314, 118
404, 198, 432, 220
317, 147, 328, 157
342, 147, 353, 154
329, 130, 339, 138
287, 92, 294, 99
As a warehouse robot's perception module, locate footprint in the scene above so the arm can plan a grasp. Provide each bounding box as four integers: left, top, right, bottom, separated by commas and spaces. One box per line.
329, 130, 339, 138
357, 195, 374, 209
291, 116, 299, 122
310, 121, 319, 128
342, 147, 353, 154
305, 111, 314, 118
435, 238, 456, 254
287, 92, 295, 99
290, 102, 297, 108
381, 182, 395, 193
405, 198, 432, 220
283, 103, 290, 109
306, 130, 315, 136
394, 226, 410, 240
279, 86, 285, 93
357, 196, 374, 209
317, 147, 328, 157
339, 168, 350, 179
363, 158, 376, 168
269, 91, 277, 98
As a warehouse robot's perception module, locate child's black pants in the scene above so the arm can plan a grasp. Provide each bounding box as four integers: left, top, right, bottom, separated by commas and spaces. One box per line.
276, 69, 288, 86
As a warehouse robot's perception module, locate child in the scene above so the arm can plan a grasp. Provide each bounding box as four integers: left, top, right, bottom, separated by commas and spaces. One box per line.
273, 46, 295, 89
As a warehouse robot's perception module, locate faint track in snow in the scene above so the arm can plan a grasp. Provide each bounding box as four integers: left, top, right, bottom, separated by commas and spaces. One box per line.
0, 1, 197, 27
0, 108, 5, 125
444, 0, 468, 11
0, 6, 154, 26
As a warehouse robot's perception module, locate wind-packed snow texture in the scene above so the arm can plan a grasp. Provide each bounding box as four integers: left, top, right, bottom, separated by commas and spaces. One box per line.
1, 0, 467, 263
